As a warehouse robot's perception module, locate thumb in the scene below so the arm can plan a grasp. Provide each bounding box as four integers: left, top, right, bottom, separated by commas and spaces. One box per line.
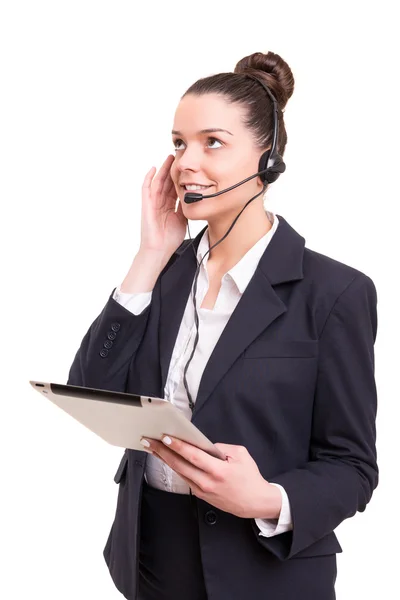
214, 443, 248, 458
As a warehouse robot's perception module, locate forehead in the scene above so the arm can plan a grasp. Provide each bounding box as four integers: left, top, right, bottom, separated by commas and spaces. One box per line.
172, 93, 246, 134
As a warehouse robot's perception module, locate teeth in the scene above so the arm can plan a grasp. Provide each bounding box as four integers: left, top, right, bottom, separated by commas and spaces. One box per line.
184, 185, 211, 191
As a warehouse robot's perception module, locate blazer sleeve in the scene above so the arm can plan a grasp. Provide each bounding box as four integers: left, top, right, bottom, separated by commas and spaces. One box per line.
66, 287, 152, 391
253, 272, 379, 560
66, 247, 184, 391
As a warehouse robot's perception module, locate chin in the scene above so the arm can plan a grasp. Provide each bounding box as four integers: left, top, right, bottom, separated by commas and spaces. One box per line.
182, 201, 208, 215
180, 197, 211, 218
186, 208, 228, 227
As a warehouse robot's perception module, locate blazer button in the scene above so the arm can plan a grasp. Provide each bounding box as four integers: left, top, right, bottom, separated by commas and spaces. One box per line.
107, 331, 117, 340
204, 510, 218, 525
111, 322, 121, 332
99, 349, 109, 358
103, 340, 113, 349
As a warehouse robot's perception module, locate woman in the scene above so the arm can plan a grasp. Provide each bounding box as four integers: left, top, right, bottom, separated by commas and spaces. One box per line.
67, 50, 378, 600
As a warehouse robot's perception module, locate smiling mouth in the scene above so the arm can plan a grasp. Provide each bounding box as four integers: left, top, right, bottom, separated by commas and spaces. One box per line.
181, 185, 214, 192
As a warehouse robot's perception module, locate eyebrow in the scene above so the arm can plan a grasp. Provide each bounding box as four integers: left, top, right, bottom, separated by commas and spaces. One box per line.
171, 128, 233, 136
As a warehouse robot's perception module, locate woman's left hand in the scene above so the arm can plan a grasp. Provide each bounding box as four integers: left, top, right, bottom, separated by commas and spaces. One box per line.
141, 436, 282, 519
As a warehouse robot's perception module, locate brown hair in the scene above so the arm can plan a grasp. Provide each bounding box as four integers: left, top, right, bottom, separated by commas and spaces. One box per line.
183, 51, 295, 158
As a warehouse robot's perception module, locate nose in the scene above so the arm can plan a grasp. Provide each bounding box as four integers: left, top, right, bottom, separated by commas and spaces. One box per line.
175, 144, 203, 174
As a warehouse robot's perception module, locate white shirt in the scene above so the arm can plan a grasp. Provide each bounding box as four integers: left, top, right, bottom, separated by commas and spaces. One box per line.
113, 211, 293, 538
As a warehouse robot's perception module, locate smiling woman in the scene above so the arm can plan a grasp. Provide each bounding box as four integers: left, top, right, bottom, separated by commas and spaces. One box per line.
67, 49, 379, 600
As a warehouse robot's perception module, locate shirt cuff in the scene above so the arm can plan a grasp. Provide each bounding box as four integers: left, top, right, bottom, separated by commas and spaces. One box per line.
112, 285, 152, 315
254, 483, 293, 538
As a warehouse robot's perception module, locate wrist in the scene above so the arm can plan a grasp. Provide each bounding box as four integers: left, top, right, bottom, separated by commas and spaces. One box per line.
120, 251, 170, 294
136, 248, 171, 267
252, 479, 282, 520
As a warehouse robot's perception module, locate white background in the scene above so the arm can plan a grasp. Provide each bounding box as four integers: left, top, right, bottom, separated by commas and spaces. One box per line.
1, 1, 398, 598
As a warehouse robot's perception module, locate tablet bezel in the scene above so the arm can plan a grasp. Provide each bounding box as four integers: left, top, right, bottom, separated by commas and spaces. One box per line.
29, 381, 227, 461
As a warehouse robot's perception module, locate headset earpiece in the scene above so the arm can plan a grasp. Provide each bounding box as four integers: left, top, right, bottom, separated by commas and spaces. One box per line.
244, 73, 287, 186
258, 149, 286, 185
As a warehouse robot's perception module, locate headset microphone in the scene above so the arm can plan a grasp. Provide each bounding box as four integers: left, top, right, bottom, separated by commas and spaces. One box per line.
183, 162, 285, 204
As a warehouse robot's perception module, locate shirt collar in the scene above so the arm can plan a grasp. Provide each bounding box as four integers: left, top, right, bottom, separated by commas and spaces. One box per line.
196, 211, 280, 294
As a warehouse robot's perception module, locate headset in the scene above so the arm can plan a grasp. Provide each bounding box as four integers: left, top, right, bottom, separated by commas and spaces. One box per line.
179, 74, 286, 413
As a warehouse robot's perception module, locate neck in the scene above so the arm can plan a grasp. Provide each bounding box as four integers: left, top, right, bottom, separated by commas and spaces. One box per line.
206, 201, 273, 272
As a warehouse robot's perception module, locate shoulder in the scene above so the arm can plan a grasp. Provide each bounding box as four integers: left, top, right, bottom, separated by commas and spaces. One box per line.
302, 246, 377, 322
304, 245, 375, 286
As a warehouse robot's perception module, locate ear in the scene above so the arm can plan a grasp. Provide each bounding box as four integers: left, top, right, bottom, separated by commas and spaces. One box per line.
257, 175, 268, 189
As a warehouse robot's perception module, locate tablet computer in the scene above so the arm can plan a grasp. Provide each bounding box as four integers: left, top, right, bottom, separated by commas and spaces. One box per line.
29, 381, 227, 461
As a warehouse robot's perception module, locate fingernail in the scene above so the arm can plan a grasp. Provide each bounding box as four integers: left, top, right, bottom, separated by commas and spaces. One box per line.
140, 438, 151, 448
162, 436, 172, 446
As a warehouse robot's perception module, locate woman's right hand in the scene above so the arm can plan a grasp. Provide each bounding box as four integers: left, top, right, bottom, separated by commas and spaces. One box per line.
139, 154, 188, 257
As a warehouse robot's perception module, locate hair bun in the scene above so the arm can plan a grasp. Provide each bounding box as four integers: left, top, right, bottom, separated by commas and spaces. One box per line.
234, 51, 295, 110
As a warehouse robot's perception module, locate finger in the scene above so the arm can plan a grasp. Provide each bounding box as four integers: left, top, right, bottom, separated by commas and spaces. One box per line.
147, 457, 205, 499
145, 437, 204, 471
160, 175, 178, 209
212, 443, 249, 461
158, 158, 177, 206
163, 168, 178, 199
142, 166, 157, 196
151, 174, 175, 211
160, 435, 224, 475
146, 440, 205, 481
153, 155, 175, 190
150, 444, 216, 493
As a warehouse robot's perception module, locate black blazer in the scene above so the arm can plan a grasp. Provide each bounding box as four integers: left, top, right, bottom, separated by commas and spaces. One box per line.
67, 215, 378, 599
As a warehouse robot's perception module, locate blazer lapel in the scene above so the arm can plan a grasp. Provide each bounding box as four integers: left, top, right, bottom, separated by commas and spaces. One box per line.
159, 215, 306, 418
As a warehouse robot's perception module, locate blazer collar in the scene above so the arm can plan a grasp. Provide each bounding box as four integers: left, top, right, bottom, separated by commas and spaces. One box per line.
174, 214, 305, 285
159, 214, 306, 418
195, 212, 280, 294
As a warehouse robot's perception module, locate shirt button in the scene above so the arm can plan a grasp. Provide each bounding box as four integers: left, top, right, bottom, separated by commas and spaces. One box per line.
107, 331, 117, 340
111, 322, 121, 332
99, 349, 109, 358
103, 340, 113, 349
204, 510, 218, 525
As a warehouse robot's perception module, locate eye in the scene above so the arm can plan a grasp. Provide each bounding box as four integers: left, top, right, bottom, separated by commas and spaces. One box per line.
173, 138, 185, 151
207, 137, 223, 149
172, 137, 224, 151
